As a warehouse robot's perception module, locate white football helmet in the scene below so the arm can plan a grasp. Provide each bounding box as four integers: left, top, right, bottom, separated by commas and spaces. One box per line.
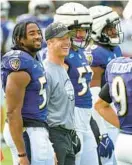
123, 0, 132, 19
0, 0, 10, 19
54, 2, 93, 48
89, 6, 124, 46
28, 0, 55, 21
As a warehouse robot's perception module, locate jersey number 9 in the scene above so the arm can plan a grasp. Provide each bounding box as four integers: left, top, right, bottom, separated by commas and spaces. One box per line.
112, 76, 127, 116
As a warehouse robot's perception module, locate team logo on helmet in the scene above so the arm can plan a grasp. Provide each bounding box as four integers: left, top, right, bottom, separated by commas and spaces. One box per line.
9, 58, 21, 71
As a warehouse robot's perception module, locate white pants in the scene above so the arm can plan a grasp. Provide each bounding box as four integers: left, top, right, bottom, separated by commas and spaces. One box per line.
3, 122, 55, 165
90, 87, 119, 165
74, 107, 99, 165
115, 133, 132, 165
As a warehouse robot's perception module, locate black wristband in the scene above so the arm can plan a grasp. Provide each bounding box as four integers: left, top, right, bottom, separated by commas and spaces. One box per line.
18, 153, 27, 157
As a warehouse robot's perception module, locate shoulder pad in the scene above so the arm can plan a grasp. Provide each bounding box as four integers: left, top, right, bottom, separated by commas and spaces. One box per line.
2, 50, 33, 72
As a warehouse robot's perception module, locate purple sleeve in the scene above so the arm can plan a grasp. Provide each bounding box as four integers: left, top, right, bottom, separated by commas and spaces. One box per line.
91, 47, 107, 68
91, 50, 104, 66
2, 51, 33, 74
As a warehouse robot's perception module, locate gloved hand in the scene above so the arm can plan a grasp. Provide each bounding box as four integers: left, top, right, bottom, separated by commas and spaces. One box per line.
72, 132, 81, 154
97, 134, 114, 159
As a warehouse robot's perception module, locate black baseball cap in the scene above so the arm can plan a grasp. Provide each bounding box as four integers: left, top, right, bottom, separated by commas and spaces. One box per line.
45, 22, 70, 41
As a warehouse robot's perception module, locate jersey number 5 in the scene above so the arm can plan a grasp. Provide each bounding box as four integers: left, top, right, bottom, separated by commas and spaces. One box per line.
77, 66, 93, 96
112, 76, 127, 116
39, 76, 47, 110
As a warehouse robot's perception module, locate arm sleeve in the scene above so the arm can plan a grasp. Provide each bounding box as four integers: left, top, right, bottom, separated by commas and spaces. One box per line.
99, 83, 112, 103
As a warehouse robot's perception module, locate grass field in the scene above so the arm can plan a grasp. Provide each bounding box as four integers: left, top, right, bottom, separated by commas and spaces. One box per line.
1, 104, 13, 165
1, 147, 13, 165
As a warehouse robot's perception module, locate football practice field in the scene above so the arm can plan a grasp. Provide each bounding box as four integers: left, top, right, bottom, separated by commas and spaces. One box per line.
1, 147, 13, 165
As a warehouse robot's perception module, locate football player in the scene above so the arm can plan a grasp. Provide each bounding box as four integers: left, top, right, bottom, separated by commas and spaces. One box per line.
88, 5, 124, 165
16, 0, 55, 48
95, 56, 132, 165
2, 21, 55, 165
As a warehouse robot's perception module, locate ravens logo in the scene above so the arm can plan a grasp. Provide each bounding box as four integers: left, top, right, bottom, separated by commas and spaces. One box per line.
84, 50, 93, 66
9, 58, 21, 71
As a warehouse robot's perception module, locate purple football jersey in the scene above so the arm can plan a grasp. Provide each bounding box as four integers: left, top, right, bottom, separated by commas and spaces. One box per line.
1, 50, 48, 121
106, 57, 132, 134
91, 45, 122, 87
65, 48, 93, 108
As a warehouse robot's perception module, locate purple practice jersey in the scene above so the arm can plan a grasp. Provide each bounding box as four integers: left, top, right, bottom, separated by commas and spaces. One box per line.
65, 48, 93, 108
1, 50, 48, 122
16, 14, 53, 48
91, 45, 122, 87
106, 57, 132, 134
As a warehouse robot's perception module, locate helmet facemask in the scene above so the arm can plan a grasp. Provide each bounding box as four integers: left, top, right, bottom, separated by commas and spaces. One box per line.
69, 23, 92, 49
98, 19, 124, 46
28, 0, 54, 21
34, 5, 52, 21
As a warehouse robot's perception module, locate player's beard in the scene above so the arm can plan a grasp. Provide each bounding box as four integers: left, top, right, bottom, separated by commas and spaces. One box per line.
29, 46, 42, 52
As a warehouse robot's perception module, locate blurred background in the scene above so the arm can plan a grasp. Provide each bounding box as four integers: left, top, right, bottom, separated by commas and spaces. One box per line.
1, 0, 132, 57
0, 0, 132, 164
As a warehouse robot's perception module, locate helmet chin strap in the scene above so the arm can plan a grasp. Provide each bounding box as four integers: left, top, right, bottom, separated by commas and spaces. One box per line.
97, 37, 120, 47
109, 31, 124, 46
109, 38, 120, 46
71, 31, 89, 48
95, 30, 124, 47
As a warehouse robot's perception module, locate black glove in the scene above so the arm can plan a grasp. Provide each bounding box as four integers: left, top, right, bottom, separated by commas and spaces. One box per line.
72, 132, 81, 154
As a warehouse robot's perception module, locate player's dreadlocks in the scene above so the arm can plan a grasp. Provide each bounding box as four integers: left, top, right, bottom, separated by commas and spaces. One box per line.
12, 21, 41, 49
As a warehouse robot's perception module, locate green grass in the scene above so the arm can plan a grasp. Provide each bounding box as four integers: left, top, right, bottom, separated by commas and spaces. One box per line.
1, 147, 13, 165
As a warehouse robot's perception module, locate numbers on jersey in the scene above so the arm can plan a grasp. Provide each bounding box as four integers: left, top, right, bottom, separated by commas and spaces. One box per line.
38, 76, 47, 110
112, 76, 127, 116
77, 66, 93, 96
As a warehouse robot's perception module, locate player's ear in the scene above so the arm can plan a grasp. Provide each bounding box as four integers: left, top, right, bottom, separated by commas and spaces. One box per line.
19, 38, 24, 46
47, 39, 53, 46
